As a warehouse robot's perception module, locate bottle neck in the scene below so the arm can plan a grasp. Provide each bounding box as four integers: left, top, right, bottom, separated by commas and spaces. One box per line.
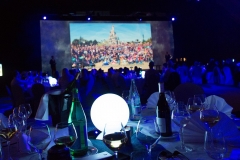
158, 83, 164, 93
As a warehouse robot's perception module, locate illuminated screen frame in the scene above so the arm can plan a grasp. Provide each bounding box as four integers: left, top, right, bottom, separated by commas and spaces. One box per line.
40, 20, 174, 73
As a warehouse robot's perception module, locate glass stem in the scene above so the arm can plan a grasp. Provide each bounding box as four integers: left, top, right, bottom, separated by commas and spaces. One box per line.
180, 126, 185, 149
7, 140, 11, 160
39, 149, 43, 160
114, 151, 118, 160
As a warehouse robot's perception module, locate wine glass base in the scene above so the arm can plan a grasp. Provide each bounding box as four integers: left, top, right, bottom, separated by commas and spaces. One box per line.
175, 145, 193, 153
28, 152, 47, 160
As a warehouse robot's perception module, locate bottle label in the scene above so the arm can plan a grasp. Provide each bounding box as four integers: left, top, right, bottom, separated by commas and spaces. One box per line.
156, 117, 166, 133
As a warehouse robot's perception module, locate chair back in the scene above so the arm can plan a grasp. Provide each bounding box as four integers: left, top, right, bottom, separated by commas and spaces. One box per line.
173, 83, 204, 104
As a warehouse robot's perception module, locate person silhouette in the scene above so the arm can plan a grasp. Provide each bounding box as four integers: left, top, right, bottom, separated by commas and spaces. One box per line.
49, 56, 56, 77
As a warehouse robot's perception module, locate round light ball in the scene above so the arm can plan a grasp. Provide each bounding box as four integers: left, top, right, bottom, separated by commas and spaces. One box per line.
90, 93, 129, 131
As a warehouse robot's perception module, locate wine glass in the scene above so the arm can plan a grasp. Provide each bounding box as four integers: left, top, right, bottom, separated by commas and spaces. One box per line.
103, 122, 128, 159
165, 91, 176, 110
122, 90, 129, 103
194, 94, 206, 106
187, 97, 202, 114
27, 123, 51, 160
136, 118, 156, 159
171, 101, 193, 152
204, 131, 227, 159
0, 114, 18, 160
19, 103, 32, 118
54, 122, 78, 148
19, 103, 32, 131
200, 104, 220, 132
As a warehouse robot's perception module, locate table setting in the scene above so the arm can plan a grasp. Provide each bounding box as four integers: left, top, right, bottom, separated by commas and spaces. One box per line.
2, 91, 240, 160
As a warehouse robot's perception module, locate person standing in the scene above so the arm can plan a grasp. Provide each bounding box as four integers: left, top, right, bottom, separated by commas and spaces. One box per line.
49, 56, 56, 77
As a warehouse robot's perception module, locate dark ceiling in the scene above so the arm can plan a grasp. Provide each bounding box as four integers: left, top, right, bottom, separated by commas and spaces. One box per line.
0, 0, 206, 19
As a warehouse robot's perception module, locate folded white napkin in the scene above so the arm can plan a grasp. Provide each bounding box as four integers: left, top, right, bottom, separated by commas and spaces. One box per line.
205, 95, 233, 117
183, 111, 240, 146
35, 89, 62, 121
146, 92, 159, 108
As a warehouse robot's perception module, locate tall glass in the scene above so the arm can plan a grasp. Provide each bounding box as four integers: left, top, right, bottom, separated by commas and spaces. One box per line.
171, 101, 193, 152
187, 97, 202, 114
200, 104, 220, 132
204, 131, 227, 159
54, 122, 78, 149
103, 122, 128, 159
27, 123, 51, 160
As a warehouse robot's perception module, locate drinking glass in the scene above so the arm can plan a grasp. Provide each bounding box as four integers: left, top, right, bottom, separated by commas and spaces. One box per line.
136, 118, 156, 159
200, 104, 220, 131
187, 97, 202, 114
9, 113, 23, 154
122, 90, 129, 103
19, 103, 32, 131
165, 91, 176, 110
54, 122, 78, 148
27, 123, 51, 160
103, 122, 128, 159
204, 131, 227, 159
19, 103, 32, 118
0, 114, 17, 160
194, 94, 206, 106
171, 101, 193, 152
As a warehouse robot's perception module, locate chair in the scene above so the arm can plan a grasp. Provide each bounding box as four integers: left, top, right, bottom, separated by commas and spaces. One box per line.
173, 83, 204, 104
31, 83, 45, 118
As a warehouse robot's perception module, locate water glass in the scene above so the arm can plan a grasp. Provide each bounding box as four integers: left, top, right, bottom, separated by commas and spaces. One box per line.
204, 131, 227, 160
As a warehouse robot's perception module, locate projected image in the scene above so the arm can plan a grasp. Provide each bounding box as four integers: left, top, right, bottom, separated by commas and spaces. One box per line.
70, 23, 152, 70
40, 20, 174, 74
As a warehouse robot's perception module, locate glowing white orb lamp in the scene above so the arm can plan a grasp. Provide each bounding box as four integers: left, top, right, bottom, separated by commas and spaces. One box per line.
90, 93, 129, 139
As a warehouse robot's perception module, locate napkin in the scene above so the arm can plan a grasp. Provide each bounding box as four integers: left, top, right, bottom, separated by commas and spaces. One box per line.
183, 111, 240, 146
205, 95, 233, 117
35, 89, 62, 121
146, 92, 159, 108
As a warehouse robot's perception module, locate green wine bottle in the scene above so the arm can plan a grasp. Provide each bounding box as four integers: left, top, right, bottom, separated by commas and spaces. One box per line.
68, 87, 88, 157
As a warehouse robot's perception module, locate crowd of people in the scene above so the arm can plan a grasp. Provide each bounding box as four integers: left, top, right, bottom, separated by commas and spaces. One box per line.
71, 41, 153, 68
9, 57, 240, 110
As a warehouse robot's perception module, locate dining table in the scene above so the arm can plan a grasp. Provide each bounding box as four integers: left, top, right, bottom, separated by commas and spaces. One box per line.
2, 106, 240, 160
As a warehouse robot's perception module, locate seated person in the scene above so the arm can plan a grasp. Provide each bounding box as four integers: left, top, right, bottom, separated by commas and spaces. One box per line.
58, 68, 74, 90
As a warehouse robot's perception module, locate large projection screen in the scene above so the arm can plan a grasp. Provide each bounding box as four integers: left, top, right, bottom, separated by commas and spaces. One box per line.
40, 21, 174, 73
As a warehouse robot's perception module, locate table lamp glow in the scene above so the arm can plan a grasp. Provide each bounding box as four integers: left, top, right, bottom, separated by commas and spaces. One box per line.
90, 93, 129, 139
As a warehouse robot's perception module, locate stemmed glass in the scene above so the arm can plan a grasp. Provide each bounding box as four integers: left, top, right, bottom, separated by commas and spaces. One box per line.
27, 123, 51, 160
19, 103, 32, 132
187, 97, 202, 114
103, 122, 128, 159
0, 114, 17, 160
194, 94, 206, 107
54, 122, 78, 149
136, 118, 156, 159
200, 104, 220, 132
204, 131, 227, 159
171, 101, 193, 152
165, 91, 176, 110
